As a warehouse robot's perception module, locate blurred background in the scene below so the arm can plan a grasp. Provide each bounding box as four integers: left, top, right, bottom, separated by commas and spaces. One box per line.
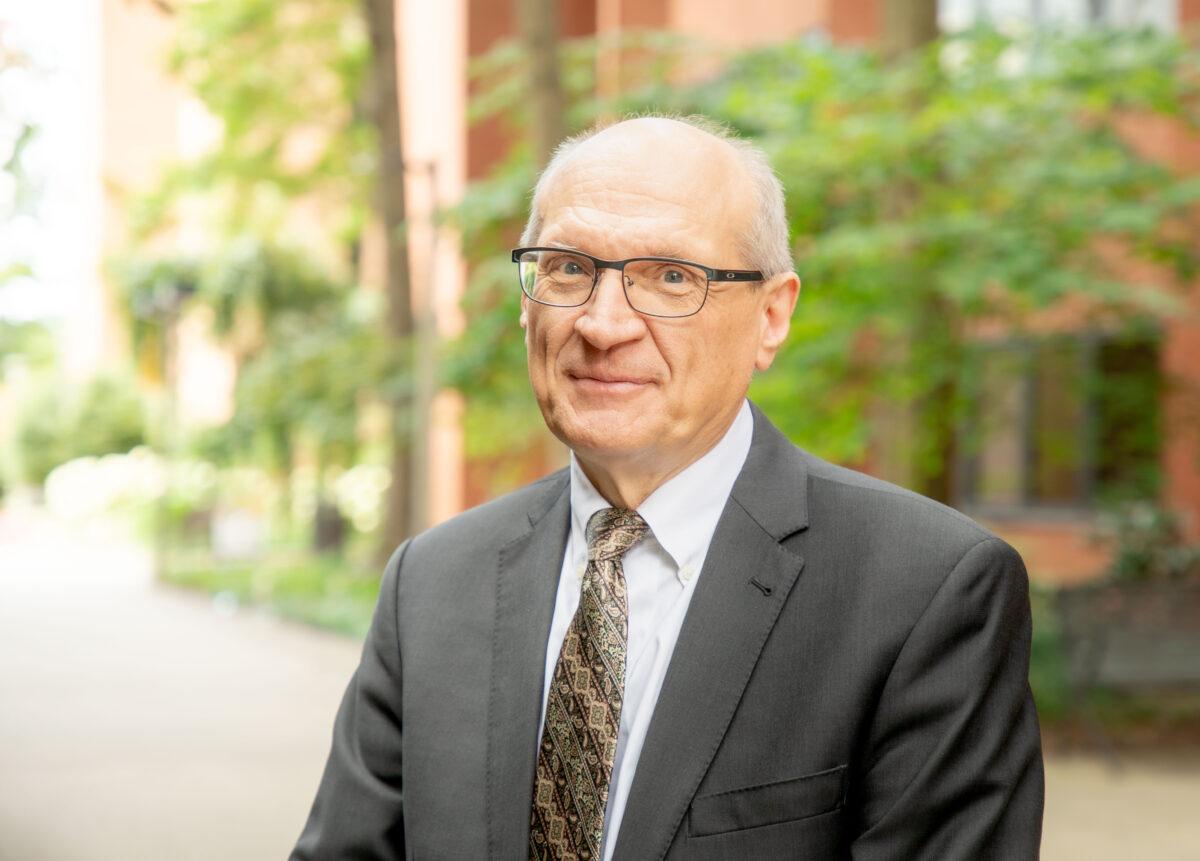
2, 0, 1200, 858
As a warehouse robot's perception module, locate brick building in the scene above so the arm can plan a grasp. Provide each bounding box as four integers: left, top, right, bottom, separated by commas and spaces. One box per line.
53, 0, 1200, 581
454, 0, 1200, 582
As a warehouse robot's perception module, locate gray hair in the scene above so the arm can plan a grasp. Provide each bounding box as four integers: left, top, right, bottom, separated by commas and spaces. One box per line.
519, 114, 794, 279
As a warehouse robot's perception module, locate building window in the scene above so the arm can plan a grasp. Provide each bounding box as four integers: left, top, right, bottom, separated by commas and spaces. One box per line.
939, 0, 1178, 33
957, 331, 1162, 512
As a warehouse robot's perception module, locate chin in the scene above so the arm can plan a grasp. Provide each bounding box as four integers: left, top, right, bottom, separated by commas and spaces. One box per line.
548, 410, 657, 462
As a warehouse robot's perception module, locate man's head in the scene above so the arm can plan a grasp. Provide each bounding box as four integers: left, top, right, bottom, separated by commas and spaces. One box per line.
520, 116, 794, 278
519, 116, 800, 505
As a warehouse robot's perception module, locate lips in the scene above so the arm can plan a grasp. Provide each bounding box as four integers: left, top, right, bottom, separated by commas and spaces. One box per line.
567, 369, 654, 394
568, 364, 654, 381
573, 372, 648, 384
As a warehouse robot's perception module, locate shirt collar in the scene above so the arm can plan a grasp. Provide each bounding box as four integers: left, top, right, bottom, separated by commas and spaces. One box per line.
568, 400, 753, 581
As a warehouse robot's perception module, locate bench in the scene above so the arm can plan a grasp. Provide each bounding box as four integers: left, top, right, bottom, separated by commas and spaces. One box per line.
1055, 580, 1200, 755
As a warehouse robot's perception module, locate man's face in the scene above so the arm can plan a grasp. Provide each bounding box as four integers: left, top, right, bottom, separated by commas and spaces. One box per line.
521, 120, 797, 489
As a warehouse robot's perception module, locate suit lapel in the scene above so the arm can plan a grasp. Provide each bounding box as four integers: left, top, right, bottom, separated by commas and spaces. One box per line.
612, 408, 810, 861
485, 472, 571, 861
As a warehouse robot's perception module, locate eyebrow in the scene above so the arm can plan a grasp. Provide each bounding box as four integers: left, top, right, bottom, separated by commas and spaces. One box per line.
643, 247, 693, 260
546, 243, 700, 261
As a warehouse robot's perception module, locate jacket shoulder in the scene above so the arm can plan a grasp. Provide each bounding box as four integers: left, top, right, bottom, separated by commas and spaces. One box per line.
397, 467, 568, 563
801, 453, 995, 544
742, 405, 997, 552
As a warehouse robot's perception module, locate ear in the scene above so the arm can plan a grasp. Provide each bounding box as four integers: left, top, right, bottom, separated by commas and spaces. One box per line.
755, 272, 800, 371
520, 293, 529, 331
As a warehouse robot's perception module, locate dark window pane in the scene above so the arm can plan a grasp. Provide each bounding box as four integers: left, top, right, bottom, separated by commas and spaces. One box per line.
970, 347, 1028, 506
1031, 339, 1086, 504
958, 331, 1161, 509
1095, 335, 1162, 500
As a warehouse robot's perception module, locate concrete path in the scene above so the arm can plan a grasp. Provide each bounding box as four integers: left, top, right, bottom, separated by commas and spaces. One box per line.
1042, 752, 1200, 860
0, 509, 361, 861
2, 506, 1199, 860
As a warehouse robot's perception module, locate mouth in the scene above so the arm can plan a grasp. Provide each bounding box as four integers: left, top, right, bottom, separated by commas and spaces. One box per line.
567, 371, 653, 395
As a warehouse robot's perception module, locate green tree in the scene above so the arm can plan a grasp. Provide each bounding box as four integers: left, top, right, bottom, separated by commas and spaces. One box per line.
361, 0, 421, 557
227, 302, 403, 476
0, 319, 54, 366
111, 240, 389, 478
116, 0, 375, 482
131, 0, 372, 245
12, 369, 147, 487
72, 372, 148, 458
878, 0, 946, 500
449, 28, 1200, 501
518, 0, 567, 170
13, 380, 71, 487
128, 0, 429, 555
0, 29, 40, 288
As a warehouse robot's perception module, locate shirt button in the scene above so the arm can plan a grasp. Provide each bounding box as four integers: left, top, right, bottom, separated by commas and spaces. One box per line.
680, 564, 695, 583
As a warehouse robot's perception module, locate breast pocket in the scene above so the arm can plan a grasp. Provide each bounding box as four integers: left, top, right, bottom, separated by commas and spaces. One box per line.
686, 764, 847, 838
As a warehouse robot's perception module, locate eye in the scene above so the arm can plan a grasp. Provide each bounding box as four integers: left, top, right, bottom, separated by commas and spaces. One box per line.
644, 263, 703, 288
544, 254, 590, 279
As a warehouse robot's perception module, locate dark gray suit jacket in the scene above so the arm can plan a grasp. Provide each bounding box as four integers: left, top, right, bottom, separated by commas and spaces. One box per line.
292, 406, 1044, 859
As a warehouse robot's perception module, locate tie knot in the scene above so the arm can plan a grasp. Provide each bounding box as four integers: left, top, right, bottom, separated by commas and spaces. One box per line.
585, 507, 649, 563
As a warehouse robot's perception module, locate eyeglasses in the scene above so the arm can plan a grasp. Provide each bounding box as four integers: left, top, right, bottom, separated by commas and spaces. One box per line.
512, 247, 764, 318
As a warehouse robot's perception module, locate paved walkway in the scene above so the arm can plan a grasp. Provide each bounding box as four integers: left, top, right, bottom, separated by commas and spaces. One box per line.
0, 510, 361, 860
2, 507, 1199, 860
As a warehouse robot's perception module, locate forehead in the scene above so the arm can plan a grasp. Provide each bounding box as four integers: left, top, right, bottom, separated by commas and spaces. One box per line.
536, 121, 752, 259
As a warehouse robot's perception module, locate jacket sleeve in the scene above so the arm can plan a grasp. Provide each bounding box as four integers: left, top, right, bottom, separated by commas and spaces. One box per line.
850, 536, 1045, 860
291, 542, 409, 860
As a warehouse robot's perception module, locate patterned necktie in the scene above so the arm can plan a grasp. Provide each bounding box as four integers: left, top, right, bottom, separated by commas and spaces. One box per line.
530, 507, 650, 861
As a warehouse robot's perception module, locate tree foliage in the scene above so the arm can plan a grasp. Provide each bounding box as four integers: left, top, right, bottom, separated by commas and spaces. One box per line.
110, 239, 400, 474
448, 27, 1200, 493
13, 370, 148, 486
129, 0, 372, 245
0, 29, 41, 288
120, 0, 424, 549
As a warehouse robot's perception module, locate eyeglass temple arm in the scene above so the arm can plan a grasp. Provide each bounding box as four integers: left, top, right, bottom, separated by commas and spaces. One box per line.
714, 270, 765, 282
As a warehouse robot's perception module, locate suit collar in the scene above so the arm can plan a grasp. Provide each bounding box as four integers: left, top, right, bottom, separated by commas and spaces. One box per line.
486, 469, 570, 861
730, 402, 810, 542
524, 467, 569, 529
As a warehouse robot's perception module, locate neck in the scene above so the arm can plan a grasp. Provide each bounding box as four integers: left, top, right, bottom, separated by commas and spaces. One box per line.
572, 403, 748, 509
575, 458, 683, 510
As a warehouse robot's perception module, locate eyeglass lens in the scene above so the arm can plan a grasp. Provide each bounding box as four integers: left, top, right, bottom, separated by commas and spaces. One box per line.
517, 249, 708, 317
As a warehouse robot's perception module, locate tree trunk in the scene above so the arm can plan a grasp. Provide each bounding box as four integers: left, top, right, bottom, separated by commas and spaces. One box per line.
517, 0, 566, 170
880, 0, 940, 61
879, 0, 956, 503
911, 295, 960, 505
363, 0, 417, 559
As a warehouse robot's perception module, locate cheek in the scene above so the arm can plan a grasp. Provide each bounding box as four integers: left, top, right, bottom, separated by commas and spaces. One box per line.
523, 307, 545, 351
685, 318, 758, 394
525, 314, 565, 375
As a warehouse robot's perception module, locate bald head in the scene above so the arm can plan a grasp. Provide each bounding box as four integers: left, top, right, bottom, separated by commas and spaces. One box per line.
521, 116, 793, 278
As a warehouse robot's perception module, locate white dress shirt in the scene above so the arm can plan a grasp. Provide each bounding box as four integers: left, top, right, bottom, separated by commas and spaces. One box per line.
538, 400, 754, 861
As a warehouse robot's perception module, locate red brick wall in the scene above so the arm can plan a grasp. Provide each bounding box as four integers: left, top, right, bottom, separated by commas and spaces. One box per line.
466, 0, 602, 182
829, 0, 877, 43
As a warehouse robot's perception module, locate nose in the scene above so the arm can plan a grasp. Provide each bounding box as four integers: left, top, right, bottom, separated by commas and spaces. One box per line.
573, 267, 647, 348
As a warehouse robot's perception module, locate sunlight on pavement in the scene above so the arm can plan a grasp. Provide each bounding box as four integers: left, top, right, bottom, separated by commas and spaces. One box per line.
0, 507, 361, 861
1043, 752, 1200, 861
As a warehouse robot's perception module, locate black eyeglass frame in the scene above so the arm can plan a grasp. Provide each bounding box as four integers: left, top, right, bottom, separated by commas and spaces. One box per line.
511, 246, 765, 319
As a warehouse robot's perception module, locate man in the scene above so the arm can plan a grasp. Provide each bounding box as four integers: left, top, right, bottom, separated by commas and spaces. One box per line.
293, 116, 1044, 860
